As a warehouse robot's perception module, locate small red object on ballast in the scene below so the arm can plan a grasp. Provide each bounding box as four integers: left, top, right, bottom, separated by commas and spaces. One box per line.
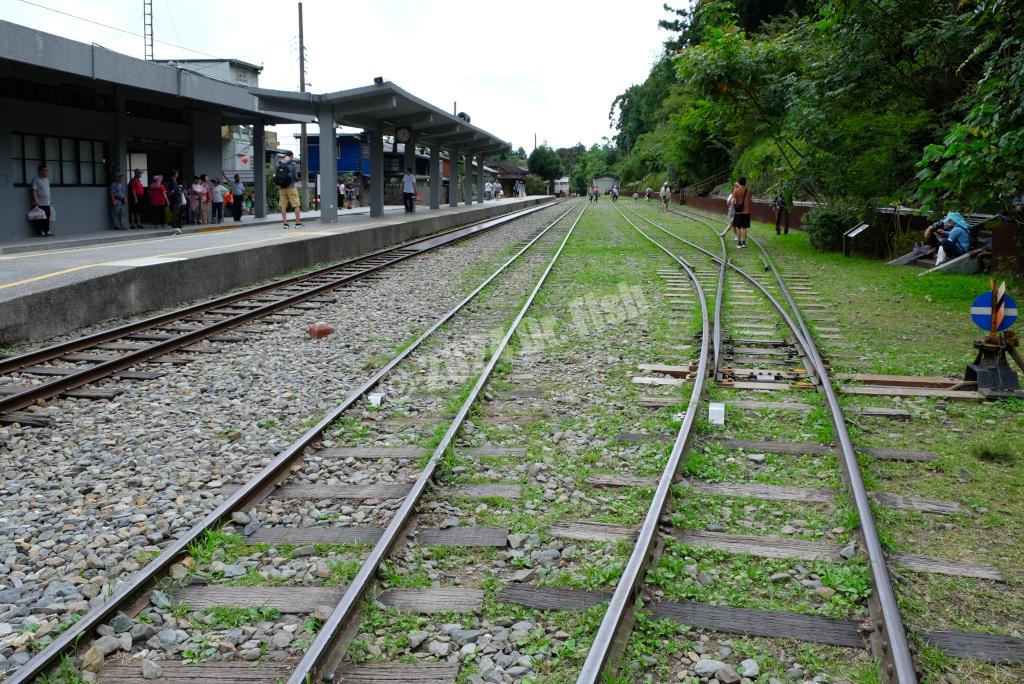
307, 322, 333, 340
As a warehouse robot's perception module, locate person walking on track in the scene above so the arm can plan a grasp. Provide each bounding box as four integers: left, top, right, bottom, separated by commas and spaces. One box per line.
276, 151, 302, 229
659, 182, 671, 211
732, 177, 753, 248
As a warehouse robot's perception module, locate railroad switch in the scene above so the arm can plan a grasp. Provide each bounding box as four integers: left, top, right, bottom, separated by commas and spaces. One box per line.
965, 330, 1023, 399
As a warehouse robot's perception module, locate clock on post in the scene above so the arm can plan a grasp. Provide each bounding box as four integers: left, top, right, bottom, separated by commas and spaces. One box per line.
395, 127, 412, 143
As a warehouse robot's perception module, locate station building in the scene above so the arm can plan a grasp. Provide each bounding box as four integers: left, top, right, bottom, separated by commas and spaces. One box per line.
1, 20, 510, 240
0, 21, 307, 240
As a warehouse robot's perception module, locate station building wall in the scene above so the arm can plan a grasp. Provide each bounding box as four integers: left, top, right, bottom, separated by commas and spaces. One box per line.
1, 71, 228, 240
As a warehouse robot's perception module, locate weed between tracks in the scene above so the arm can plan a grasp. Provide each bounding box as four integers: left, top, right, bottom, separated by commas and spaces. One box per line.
649, 206, 1023, 683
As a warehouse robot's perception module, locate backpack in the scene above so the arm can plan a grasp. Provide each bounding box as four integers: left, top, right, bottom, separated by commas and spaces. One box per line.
274, 161, 293, 187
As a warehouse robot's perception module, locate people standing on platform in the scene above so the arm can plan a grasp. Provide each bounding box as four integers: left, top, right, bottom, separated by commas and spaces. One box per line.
128, 169, 145, 229
198, 174, 211, 225
209, 178, 228, 224
337, 178, 345, 212
148, 174, 168, 228
731, 177, 753, 248
275, 151, 302, 229
167, 171, 183, 230
109, 172, 127, 231
230, 174, 245, 222
188, 176, 202, 225
402, 167, 416, 214
484, 180, 492, 201
29, 165, 53, 237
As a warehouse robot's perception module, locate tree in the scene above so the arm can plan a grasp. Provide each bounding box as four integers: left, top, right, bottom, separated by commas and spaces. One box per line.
527, 146, 562, 181
915, 0, 1024, 213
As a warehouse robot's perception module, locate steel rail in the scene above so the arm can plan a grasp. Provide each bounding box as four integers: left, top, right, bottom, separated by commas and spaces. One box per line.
3, 202, 579, 684
576, 205, 712, 682
291, 205, 587, 684
0, 202, 552, 376
634, 204, 918, 684
0, 203, 554, 416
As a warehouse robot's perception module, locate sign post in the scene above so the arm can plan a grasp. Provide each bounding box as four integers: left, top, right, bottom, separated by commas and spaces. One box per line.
965, 281, 1021, 398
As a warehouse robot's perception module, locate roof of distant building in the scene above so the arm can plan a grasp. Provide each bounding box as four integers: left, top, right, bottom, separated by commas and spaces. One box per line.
156, 58, 263, 73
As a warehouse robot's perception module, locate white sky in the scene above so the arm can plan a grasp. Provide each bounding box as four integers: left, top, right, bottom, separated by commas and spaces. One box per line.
6, 0, 672, 152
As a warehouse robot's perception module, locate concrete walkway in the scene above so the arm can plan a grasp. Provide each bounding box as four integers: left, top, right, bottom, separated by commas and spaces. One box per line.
0, 197, 551, 345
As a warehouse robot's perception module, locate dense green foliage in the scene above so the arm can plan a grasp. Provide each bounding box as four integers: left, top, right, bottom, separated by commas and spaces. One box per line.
800, 204, 862, 252
570, 0, 1023, 223
527, 145, 563, 181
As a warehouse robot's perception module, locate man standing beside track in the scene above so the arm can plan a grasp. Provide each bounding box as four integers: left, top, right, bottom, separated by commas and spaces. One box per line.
276, 151, 303, 229
731, 177, 753, 248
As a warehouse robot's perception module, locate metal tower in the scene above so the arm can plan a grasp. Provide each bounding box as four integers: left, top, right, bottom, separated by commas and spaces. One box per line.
143, 0, 154, 60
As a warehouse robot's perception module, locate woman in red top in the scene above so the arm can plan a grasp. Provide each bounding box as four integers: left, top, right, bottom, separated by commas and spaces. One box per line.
148, 174, 169, 228
128, 170, 146, 229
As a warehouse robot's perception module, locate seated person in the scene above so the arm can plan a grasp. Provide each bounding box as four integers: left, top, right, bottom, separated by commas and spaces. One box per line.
924, 212, 971, 262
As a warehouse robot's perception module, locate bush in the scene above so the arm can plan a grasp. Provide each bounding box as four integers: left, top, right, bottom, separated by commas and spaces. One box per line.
525, 174, 547, 195
801, 205, 863, 252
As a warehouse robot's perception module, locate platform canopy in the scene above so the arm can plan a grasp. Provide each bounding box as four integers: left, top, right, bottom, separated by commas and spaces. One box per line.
251, 81, 510, 155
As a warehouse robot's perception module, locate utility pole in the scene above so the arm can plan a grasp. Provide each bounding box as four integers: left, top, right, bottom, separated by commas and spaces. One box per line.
298, 2, 310, 211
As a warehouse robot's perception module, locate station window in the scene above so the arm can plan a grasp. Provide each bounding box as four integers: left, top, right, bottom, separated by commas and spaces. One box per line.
11, 133, 107, 186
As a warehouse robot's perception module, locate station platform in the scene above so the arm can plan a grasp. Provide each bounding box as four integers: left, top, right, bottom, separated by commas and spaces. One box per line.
0, 197, 552, 346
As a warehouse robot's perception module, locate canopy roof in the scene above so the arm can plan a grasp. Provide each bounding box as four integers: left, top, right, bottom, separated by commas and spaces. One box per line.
252, 81, 510, 155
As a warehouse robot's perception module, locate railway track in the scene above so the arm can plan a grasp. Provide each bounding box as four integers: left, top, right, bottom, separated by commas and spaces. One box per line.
3, 203, 585, 684
582, 202, 915, 683
0, 201, 554, 426
568, 202, 1018, 683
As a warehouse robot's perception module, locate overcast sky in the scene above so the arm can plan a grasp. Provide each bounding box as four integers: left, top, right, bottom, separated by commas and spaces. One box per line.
7, 0, 673, 152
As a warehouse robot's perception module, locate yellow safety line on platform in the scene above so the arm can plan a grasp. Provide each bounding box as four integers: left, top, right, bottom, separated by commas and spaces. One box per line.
0, 232, 312, 291
0, 264, 102, 291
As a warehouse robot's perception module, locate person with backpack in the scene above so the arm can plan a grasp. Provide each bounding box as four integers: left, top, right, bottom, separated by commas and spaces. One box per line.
731, 177, 753, 248
772, 182, 793, 235
276, 151, 302, 229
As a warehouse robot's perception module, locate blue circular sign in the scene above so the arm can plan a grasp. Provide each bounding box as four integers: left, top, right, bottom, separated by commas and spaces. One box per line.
970, 291, 1018, 332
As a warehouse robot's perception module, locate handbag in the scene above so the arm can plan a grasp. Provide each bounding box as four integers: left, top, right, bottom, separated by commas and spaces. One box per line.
164, 206, 174, 224
28, 206, 45, 220
49, 205, 57, 225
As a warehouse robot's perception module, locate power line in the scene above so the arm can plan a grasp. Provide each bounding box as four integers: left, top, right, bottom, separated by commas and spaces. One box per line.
17, 0, 224, 60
